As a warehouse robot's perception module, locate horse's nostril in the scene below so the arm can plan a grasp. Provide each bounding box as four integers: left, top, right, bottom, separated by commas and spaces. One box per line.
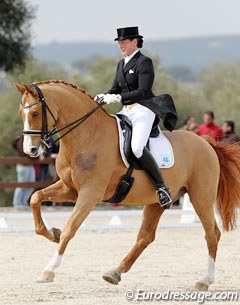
30, 146, 38, 155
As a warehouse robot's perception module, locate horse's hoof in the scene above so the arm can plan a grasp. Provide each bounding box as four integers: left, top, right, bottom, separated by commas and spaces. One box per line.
50, 227, 61, 243
36, 271, 55, 283
102, 270, 121, 285
195, 281, 209, 291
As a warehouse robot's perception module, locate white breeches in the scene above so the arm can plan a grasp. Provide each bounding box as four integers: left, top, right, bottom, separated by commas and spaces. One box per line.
118, 104, 155, 158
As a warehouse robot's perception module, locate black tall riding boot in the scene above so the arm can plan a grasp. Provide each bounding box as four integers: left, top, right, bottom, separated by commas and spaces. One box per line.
137, 147, 172, 207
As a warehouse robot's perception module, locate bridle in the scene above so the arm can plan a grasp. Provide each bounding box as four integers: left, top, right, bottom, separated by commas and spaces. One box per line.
22, 83, 105, 149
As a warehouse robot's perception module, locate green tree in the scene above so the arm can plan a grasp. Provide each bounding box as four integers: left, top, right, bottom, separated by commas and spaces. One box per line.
72, 56, 118, 95
71, 56, 123, 113
10, 60, 67, 84
0, 0, 34, 72
165, 65, 196, 83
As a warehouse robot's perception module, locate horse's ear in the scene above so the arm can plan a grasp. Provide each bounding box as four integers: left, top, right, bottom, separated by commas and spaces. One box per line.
13, 82, 26, 95
23, 84, 38, 97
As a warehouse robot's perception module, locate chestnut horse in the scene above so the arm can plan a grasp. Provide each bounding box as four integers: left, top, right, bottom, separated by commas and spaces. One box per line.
14, 80, 240, 291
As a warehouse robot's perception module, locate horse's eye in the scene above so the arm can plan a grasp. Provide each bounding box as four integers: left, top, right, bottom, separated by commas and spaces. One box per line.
32, 111, 39, 117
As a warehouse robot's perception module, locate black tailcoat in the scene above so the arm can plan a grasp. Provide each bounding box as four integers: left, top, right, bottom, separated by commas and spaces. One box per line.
108, 51, 178, 131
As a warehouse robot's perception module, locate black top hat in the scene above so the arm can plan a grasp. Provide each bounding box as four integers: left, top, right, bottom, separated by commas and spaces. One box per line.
114, 26, 143, 41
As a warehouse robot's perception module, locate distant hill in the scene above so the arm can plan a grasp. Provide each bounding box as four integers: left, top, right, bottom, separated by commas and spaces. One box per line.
32, 36, 240, 72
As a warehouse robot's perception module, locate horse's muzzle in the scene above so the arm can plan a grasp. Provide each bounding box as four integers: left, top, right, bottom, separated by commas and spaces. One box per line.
27, 145, 44, 158
30, 146, 38, 156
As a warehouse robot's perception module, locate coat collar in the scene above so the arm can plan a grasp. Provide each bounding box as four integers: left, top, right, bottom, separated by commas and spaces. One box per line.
123, 51, 142, 73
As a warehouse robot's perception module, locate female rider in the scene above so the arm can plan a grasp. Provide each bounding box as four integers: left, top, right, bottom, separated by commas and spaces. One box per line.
95, 26, 172, 207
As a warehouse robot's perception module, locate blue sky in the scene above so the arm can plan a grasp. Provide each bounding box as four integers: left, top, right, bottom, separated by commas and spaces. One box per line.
27, 0, 240, 44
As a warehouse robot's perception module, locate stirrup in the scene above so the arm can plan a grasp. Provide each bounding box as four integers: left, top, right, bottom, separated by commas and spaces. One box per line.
156, 187, 172, 208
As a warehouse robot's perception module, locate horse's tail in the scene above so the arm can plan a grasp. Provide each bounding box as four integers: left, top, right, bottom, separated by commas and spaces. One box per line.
203, 135, 240, 231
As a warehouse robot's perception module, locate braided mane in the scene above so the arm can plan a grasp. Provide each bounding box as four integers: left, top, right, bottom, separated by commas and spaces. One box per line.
34, 79, 93, 100
33, 79, 110, 115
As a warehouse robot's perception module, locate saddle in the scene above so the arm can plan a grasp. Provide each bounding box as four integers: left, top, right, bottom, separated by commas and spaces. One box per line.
116, 114, 160, 170
107, 114, 160, 203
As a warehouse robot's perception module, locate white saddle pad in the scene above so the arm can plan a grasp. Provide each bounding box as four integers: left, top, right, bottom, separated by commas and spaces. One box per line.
113, 115, 175, 168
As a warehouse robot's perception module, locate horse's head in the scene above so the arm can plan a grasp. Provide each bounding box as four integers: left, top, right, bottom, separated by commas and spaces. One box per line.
14, 82, 57, 158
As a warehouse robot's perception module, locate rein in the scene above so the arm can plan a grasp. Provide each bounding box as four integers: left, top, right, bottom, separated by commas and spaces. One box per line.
22, 84, 105, 149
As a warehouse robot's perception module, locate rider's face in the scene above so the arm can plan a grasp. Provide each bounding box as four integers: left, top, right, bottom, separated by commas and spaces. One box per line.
118, 39, 138, 56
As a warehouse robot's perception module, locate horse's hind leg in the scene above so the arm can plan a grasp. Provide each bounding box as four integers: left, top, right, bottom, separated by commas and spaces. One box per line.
195, 217, 221, 291
102, 203, 164, 285
189, 191, 221, 291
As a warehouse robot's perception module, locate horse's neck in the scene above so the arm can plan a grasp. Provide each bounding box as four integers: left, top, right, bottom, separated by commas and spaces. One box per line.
44, 84, 116, 158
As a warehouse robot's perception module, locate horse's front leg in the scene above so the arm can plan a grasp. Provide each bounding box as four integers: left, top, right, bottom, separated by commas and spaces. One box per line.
30, 179, 77, 242
103, 203, 164, 285
36, 186, 102, 283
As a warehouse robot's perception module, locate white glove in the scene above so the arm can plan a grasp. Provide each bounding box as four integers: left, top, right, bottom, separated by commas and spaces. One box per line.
94, 93, 104, 103
103, 94, 122, 104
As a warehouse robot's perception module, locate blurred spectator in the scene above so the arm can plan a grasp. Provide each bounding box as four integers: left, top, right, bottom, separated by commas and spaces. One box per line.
35, 137, 59, 183
12, 135, 35, 209
198, 111, 223, 141
180, 115, 196, 131
35, 138, 59, 206
48, 150, 59, 182
222, 120, 240, 143
187, 123, 198, 134
46, 138, 59, 183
